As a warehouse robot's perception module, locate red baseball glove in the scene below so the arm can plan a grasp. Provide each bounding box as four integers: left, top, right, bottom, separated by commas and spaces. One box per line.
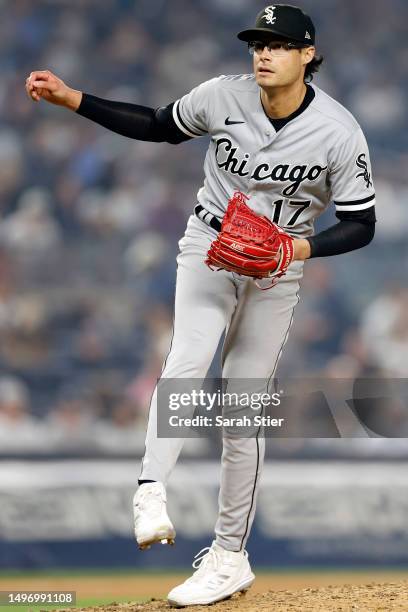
206, 191, 294, 290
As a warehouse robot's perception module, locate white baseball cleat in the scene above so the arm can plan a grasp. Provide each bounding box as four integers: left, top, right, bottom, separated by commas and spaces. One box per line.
133, 482, 176, 550
167, 541, 255, 607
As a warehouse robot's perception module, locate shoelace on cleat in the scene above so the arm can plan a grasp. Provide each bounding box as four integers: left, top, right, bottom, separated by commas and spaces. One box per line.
187, 546, 248, 584
184, 547, 220, 583
192, 547, 218, 569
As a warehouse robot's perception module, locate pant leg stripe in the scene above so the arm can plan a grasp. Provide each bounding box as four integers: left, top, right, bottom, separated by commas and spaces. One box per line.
138, 266, 178, 481
238, 281, 301, 551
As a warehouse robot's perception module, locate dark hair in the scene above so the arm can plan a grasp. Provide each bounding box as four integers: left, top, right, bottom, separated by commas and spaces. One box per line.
304, 53, 324, 82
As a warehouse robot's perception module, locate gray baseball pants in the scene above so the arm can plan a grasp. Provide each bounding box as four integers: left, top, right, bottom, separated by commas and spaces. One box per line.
140, 213, 303, 551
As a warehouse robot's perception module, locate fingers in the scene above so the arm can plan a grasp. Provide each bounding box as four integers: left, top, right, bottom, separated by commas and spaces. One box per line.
27, 73, 55, 89
28, 89, 40, 102
25, 79, 39, 101
30, 80, 53, 89
25, 70, 58, 102
29, 70, 52, 81
25, 79, 42, 102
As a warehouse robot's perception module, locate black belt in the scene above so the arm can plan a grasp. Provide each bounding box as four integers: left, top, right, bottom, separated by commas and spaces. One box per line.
194, 204, 222, 232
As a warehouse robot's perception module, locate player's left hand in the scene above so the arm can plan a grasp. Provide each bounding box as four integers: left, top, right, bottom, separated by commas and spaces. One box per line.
206, 191, 296, 290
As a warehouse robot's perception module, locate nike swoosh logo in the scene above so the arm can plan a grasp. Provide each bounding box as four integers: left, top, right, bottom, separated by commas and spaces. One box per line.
225, 117, 245, 125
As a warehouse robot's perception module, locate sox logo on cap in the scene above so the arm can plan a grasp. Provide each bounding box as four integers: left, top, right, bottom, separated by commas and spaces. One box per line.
263, 6, 277, 25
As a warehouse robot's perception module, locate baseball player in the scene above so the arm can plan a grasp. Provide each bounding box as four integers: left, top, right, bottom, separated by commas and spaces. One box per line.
26, 4, 376, 607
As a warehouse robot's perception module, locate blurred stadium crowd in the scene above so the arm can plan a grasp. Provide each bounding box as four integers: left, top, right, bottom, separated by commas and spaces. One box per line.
0, 0, 407, 456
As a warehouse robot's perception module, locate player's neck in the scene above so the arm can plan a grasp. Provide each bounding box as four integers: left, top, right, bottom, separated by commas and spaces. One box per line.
260, 81, 307, 120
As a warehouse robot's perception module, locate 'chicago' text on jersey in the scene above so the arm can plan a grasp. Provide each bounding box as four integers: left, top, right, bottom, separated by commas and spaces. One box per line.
215, 137, 327, 197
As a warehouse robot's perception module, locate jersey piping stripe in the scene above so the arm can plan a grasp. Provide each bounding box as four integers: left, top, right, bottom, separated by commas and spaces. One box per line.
173, 100, 206, 138
334, 193, 375, 207
335, 199, 376, 212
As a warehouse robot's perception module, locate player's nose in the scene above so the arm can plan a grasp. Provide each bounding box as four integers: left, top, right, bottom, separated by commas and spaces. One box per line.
258, 46, 272, 61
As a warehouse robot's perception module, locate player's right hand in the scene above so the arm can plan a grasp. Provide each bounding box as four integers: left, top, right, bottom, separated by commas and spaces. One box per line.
25, 70, 81, 110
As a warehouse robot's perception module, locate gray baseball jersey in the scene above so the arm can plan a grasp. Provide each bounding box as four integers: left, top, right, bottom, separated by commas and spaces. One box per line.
140, 75, 376, 554
172, 75, 375, 236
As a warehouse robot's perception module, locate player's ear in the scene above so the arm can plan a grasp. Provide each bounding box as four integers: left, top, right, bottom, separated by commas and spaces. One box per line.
302, 46, 315, 66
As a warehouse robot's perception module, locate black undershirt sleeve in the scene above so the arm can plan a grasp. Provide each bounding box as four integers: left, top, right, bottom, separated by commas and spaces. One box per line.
76, 93, 190, 144
306, 206, 376, 258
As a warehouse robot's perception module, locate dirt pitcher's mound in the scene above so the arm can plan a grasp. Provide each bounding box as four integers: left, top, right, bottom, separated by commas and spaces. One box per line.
55, 580, 408, 612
